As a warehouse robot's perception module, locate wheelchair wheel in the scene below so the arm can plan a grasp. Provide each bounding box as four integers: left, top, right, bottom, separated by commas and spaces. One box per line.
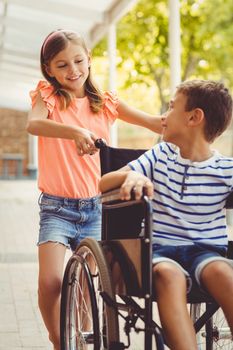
61, 238, 119, 350
190, 303, 233, 350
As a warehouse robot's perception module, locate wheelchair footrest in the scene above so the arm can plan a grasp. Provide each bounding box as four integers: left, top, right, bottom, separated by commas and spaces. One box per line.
109, 342, 125, 350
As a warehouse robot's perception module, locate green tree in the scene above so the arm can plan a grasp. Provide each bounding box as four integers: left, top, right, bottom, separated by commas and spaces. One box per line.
93, 0, 233, 113
181, 0, 233, 85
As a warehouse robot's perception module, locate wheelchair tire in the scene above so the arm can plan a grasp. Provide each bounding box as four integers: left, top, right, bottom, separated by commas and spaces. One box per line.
190, 303, 233, 350
60, 238, 119, 350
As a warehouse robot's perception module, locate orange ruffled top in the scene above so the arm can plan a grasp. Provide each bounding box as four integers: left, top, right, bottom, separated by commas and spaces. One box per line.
30, 80, 118, 198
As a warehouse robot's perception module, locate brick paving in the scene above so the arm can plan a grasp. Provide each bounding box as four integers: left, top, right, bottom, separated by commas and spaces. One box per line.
0, 180, 51, 350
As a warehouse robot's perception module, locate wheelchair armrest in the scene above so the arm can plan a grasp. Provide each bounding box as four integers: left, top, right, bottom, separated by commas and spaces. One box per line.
100, 187, 151, 208
100, 188, 123, 204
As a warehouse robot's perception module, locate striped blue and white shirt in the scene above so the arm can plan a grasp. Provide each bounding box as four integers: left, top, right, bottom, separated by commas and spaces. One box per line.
128, 142, 233, 247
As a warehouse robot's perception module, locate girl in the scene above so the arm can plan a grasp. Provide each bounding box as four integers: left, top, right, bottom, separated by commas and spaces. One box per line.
26, 29, 162, 350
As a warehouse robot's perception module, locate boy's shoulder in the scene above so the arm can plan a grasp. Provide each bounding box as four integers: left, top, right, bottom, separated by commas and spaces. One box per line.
206, 149, 233, 165
153, 143, 233, 165
151, 141, 178, 156
213, 150, 233, 161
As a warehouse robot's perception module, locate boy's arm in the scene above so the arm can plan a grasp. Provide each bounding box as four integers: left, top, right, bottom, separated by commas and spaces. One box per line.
99, 166, 153, 200
117, 99, 163, 134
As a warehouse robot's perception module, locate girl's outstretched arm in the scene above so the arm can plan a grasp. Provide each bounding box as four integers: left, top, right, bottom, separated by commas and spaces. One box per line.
117, 100, 163, 134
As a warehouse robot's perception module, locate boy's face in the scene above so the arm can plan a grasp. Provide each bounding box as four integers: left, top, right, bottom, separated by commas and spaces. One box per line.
161, 92, 190, 145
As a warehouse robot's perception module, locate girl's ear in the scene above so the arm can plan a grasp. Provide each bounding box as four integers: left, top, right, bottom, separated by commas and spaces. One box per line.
44, 64, 54, 78
188, 108, 204, 126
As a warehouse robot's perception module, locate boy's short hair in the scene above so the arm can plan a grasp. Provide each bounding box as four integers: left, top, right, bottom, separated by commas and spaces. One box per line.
177, 80, 232, 142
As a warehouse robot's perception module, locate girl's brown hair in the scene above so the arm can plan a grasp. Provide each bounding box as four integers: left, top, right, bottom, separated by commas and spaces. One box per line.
40, 29, 104, 112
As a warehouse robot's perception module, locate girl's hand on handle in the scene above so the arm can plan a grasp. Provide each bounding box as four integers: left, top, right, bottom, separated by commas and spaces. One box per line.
74, 127, 98, 156
120, 170, 153, 201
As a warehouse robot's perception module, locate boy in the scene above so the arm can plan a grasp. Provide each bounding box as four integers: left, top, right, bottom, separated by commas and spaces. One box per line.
99, 80, 233, 350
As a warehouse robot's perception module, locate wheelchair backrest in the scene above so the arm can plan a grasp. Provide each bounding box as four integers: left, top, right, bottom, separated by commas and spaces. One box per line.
99, 145, 146, 175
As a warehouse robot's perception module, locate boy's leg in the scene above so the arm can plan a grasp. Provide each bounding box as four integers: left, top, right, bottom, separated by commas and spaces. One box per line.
153, 262, 198, 350
200, 260, 233, 333
38, 242, 67, 350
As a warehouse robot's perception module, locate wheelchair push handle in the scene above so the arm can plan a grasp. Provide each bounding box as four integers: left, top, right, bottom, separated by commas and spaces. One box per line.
94, 138, 107, 149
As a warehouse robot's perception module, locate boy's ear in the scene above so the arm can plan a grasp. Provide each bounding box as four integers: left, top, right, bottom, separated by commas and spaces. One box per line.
188, 108, 204, 126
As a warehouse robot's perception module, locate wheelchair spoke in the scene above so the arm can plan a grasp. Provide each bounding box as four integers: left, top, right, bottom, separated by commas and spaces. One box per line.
77, 279, 92, 331
60, 238, 119, 350
191, 303, 233, 350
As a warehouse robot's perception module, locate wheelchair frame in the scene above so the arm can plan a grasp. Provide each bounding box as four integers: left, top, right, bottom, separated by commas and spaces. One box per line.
60, 144, 233, 350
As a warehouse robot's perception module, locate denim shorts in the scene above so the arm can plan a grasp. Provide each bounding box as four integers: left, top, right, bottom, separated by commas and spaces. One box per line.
38, 193, 101, 251
152, 243, 233, 293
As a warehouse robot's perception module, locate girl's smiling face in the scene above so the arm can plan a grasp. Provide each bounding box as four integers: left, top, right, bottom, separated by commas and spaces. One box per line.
46, 41, 90, 98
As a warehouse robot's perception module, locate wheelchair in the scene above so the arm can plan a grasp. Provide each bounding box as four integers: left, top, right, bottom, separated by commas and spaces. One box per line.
60, 142, 233, 350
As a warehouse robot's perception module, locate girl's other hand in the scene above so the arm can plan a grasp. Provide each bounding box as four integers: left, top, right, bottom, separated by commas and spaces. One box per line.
74, 127, 98, 156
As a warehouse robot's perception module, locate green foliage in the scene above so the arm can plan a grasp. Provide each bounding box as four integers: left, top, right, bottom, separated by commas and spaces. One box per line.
93, 0, 233, 113
117, 0, 170, 111
181, 0, 233, 86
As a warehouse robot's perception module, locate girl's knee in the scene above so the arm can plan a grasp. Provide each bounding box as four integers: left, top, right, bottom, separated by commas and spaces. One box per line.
38, 276, 62, 297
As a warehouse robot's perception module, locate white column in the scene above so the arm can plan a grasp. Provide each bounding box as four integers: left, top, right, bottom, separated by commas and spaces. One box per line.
27, 135, 38, 179
168, 0, 181, 96
107, 24, 118, 147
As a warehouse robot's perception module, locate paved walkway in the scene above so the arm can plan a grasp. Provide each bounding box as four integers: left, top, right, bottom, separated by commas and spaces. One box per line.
0, 180, 51, 350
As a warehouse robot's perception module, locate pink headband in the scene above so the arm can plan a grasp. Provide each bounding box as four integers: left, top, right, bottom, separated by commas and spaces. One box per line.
42, 30, 78, 57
